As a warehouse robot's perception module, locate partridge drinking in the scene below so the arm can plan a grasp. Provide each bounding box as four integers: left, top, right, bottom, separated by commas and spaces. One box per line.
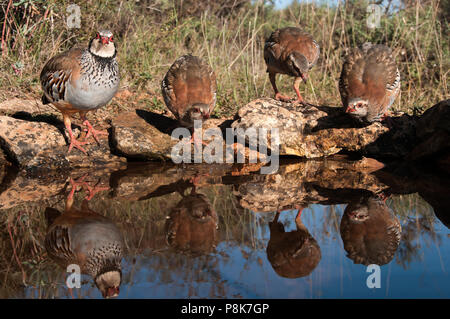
161, 54, 216, 145
266, 209, 321, 278
44, 175, 123, 298
339, 43, 400, 123
340, 195, 402, 266
165, 188, 218, 256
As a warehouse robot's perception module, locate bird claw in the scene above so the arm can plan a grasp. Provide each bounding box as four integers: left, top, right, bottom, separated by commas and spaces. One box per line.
274, 93, 293, 103
84, 184, 110, 201
83, 120, 108, 144
292, 98, 306, 106
68, 138, 88, 154
68, 175, 109, 201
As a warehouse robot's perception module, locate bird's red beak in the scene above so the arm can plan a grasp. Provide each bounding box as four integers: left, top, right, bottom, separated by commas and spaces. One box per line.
346, 106, 356, 113
101, 37, 109, 45
104, 286, 119, 298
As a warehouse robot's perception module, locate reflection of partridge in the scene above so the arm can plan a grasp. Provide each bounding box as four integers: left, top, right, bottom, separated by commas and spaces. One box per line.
40, 30, 119, 154
264, 27, 319, 104
339, 43, 400, 123
44, 199, 124, 298
340, 196, 402, 266
161, 54, 217, 129
165, 190, 218, 256
266, 210, 321, 278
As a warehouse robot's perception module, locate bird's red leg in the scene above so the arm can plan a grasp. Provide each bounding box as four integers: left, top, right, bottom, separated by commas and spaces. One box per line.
295, 205, 304, 222
66, 174, 89, 211
63, 113, 87, 154
292, 77, 305, 105
80, 112, 108, 144
269, 72, 292, 102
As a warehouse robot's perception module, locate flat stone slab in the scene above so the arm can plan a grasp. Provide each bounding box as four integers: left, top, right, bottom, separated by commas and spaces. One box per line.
0, 116, 126, 171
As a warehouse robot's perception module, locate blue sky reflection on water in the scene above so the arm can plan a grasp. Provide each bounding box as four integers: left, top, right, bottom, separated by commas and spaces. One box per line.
112, 201, 448, 299
21, 192, 449, 299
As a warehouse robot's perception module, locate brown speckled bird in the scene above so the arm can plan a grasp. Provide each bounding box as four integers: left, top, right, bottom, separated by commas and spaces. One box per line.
339, 43, 400, 123
266, 209, 321, 278
340, 195, 402, 266
165, 187, 218, 256
44, 183, 124, 298
161, 55, 216, 144
264, 27, 319, 104
40, 30, 119, 154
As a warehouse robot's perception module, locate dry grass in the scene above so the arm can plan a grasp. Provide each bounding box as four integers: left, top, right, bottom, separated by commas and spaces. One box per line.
0, 0, 448, 118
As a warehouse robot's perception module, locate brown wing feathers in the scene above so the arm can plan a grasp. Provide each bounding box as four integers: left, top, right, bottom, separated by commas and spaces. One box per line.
265, 27, 319, 73
340, 44, 400, 117
162, 55, 216, 121
40, 48, 82, 104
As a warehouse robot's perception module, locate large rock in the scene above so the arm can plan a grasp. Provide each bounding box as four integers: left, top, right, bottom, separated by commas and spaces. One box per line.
110, 110, 267, 164
110, 111, 178, 161
231, 98, 417, 159
408, 99, 450, 161
0, 97, 448, 171
0, 116, 126, 171
0, 98, 59, 116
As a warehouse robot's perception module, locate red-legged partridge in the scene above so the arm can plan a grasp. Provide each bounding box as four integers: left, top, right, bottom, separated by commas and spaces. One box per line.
340, 196, 402, 266
165, 188, 218, 256
161, 54, 217, 138
44, 195, 124, 298
40, 30, 119, 154
266, 209, 321, 278
264, 27, 319, 104
339, 43, 400, 123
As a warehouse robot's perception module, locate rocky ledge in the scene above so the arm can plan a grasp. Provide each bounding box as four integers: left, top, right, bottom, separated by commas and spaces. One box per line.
0, 97, 448, 172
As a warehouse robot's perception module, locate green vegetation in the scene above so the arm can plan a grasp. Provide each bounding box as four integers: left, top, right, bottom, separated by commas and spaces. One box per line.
0, 0, 448, 117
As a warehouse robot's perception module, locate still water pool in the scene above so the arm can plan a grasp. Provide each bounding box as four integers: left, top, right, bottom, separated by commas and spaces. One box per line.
0, 160, 448, 298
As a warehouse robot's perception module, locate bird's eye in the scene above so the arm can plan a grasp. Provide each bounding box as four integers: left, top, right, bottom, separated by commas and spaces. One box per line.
356, 103, 362, 108
109, 36, 114, 42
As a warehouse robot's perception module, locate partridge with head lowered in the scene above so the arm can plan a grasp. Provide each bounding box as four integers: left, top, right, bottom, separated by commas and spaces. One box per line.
266, 209, 321, 278
165, 189, 218, 256
264, 27, 319, 104
161, 54, 216, 144
339, 43, 400, 123
340, 195, 402, 266
44, 196, 124, 298
40, 30, 119, 154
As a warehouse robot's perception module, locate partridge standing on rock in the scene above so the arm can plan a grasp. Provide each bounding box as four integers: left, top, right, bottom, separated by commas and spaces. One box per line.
40, 30, 120, 154
264, 27, 319, 104
339, 43, 400, 123
44, 186, 124, 298
161, 54, 217, 145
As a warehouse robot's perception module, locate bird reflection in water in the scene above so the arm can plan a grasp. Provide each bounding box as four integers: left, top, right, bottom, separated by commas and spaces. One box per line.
165, 181, 218, 256
267, 207, 321, 278
44, 175, 124, 298
340, 195, 402, 266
